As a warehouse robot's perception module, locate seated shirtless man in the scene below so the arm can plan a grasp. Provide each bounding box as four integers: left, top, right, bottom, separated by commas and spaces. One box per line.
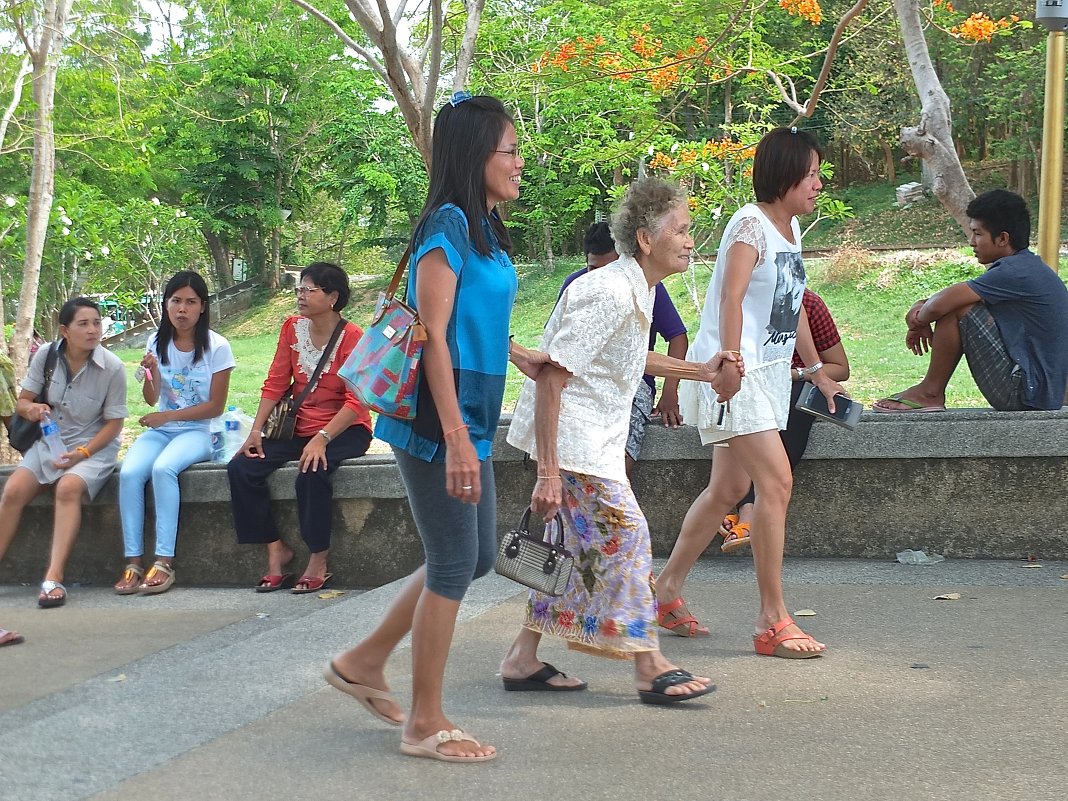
874, 189, 1068, 413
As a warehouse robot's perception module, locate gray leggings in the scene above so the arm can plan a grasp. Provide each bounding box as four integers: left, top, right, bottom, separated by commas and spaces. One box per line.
392, 446, 497, 601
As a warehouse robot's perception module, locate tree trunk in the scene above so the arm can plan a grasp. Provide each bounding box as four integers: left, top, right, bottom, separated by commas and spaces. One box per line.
723, 76, 734, 185
894, 0, 974, 235
243, 228, 270, 287
881, 141, 896, 183
270, 226, 282, 287
292, 0, 486, 170
202, 227, 233, 287
11, 0, 73, 380
541, 221, 555, 271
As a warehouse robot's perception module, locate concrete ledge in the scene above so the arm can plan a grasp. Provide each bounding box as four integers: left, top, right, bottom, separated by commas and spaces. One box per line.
2, 408, 1066, 588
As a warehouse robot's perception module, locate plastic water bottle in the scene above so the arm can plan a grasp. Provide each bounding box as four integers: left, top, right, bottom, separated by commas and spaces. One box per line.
40, 414, 69, 464
209, 415, 225, 463
222, 406, 242, 462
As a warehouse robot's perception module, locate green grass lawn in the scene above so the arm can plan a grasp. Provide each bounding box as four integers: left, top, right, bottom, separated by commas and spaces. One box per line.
109, 245, 1068, 451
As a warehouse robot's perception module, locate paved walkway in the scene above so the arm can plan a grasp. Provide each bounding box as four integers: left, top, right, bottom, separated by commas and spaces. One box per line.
1, 558, 1065, 801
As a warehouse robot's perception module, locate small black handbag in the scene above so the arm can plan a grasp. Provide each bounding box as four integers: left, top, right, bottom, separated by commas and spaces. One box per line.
8, 342, 59, 454
495, 507, 574, 597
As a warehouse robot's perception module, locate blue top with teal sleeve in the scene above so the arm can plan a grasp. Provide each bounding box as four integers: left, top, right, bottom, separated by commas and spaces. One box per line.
374, 204, 518, 461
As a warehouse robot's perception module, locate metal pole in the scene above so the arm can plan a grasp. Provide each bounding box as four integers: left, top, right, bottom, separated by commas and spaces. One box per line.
1038, 30, 1066, 269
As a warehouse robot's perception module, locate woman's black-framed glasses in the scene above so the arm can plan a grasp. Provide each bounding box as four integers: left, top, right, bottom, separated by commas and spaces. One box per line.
294, 286, 323, 296
494, 147, 520, 159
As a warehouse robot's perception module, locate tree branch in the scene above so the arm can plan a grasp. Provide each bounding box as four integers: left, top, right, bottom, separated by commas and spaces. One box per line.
453, 0, 485, 91
288, 0, 390, 84
0, 54, 31, 153
790, 0, 873, 123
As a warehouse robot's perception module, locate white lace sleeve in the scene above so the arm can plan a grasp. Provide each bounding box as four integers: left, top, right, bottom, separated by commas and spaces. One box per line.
722, 214, 767, 263
545, 275, 627, 378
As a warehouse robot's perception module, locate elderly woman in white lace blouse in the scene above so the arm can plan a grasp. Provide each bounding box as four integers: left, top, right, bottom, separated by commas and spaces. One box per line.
501, 178, 741, 705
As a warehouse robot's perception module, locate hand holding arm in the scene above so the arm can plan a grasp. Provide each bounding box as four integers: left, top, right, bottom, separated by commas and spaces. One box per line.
509, 339, 555, 381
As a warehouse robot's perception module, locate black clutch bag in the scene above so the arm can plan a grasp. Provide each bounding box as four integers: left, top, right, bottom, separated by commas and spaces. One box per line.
495, 507, 574, 597
795, 382, 862, 430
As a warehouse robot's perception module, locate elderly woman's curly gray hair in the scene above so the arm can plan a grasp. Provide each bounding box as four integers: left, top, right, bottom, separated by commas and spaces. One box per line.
609, 178, 688, 257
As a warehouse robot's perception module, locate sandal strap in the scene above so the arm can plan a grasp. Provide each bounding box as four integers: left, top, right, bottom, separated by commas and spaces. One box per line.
122, 565, 145, 579
656, 597, 702, 636
649, 669, 696, 693
146, 561, 174, 579
40, 580, 66, 594
757, 617, 817, 647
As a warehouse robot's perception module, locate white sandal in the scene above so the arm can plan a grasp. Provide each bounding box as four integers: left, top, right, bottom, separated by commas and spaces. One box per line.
400, 729, 496, 763
38, 580, 67, 608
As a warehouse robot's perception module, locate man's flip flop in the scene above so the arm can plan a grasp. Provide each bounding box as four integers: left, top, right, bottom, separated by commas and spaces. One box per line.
0, 629, 24, 647
400, 729, 496, 763
501, 662, 587, 692
323, 662, 405, 725
637, 669, 716, 705
872, 394, 946, 413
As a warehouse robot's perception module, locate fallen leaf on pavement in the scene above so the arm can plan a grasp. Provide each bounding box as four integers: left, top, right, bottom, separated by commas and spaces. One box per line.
757, 700, 768, 708
255, 612, 270, 619
793, 608, 817, 616
108, 674, 127, 682
1021, 564, 1042, 569
932, 592, 961, 600
910, 663, 929, 669
318, 590, 345, 599
1060, 574, 1068, 580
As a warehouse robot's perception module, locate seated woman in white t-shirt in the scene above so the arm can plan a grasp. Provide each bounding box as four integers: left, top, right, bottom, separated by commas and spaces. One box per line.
114, 271, 235, 595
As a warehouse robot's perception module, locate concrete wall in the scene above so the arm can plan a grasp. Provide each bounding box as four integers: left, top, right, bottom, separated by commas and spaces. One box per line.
1, 409, 1066, 589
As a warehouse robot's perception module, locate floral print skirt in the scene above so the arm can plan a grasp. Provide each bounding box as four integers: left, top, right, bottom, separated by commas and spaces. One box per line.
523, 471, 658, 659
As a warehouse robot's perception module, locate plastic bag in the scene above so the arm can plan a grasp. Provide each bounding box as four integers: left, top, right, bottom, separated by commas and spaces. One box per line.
896, 549, 945, 566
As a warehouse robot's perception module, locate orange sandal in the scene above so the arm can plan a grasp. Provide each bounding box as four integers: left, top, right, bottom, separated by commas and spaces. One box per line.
753, 617, 824, 659
719, 514, 751, 553
656, 597, 710, 638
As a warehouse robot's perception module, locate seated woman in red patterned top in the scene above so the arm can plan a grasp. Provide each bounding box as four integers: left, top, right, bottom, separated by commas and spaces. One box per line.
227, 262, 372, 593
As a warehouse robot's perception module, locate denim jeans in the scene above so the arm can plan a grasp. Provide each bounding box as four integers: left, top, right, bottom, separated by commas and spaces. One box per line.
119, 427, 211, 558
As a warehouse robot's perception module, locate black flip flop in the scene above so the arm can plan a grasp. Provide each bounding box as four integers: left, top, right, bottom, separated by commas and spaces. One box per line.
502, 662, 588, 692
638, 669, 716, 705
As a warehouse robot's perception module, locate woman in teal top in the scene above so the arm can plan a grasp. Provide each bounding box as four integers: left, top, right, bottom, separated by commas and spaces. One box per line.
325, 93, 546, 763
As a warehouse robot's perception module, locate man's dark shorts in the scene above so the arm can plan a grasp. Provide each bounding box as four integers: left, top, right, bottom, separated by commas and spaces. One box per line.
960, 304, 1027, 410
625, 381, 655, 461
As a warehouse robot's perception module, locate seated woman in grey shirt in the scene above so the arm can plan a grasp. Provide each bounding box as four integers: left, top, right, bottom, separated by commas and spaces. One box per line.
0, 297, 128, 607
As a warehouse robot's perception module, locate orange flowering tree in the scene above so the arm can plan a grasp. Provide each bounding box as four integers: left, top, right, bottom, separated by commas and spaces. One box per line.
474, 0, 845, 262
